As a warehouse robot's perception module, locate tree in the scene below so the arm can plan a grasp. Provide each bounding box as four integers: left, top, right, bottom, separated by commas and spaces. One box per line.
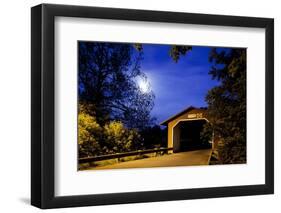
140, 125, 168, 149
78, 107, 103, 158
200, 122, 213, 145
78, 104, 140, 157
79, 42, 155, 130
169, 45, 192, 62
205, 48, 246, 163
103, 121, 140, 153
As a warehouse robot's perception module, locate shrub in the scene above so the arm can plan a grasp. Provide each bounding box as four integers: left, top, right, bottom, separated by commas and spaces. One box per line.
78, 111, 103, 157
103, 121, 140, 154
78, 109, 140, 157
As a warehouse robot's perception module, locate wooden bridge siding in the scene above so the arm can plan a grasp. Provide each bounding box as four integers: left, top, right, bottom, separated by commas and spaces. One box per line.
167, 109, 208, 153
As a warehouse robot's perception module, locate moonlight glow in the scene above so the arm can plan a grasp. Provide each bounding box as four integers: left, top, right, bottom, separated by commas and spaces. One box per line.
137, 78, 150, 93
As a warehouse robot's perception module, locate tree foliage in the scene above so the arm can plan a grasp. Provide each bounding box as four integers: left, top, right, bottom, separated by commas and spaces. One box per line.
78, 107, 103, 157
206, 48, 246, 164
140, 125, 167, 149
103, 121, 140, 153
169, 45, 192, 62
78, 104, 140, 157
200, 122, 213, 145
79, 42, 155, 130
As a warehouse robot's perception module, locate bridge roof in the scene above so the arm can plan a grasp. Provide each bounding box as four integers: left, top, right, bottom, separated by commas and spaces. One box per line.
160, 106, 207, 126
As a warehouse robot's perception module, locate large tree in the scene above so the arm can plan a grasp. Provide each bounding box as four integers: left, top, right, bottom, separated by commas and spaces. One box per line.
206, 48, 246, 163
78, 42, 155, 130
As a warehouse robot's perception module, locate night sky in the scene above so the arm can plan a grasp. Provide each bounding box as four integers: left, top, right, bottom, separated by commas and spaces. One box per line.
140, 44, 221, 124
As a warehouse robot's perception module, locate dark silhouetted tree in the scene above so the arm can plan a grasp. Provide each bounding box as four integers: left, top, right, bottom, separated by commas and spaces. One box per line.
205, 48, 246, 163
79, 42, 155, 130
169, 45, 192, 62
140, 125, 167, 149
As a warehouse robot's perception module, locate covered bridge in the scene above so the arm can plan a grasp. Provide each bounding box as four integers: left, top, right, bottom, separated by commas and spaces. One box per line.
161, 106, 215, 153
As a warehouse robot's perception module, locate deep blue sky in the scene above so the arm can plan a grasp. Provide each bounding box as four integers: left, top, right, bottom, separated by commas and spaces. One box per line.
139, 44, 221, 123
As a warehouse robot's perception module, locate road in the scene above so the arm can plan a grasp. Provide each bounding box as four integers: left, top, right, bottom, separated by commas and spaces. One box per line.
90, 149, 212, 170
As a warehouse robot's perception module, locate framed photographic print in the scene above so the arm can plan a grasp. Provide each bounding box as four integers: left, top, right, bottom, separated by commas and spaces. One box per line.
31, 3, 274, 209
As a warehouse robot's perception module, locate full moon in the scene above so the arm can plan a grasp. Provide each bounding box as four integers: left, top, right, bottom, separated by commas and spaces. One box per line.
138, 79, 150, 93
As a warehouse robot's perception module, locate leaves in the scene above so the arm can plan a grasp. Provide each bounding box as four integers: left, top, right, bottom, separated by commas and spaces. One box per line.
78, 42, 155, 130
104, 121, 140, 153
78, 108, 103, 157
78, 104, 140, 157
206, 48, 246, 164
169, 45, 192, 62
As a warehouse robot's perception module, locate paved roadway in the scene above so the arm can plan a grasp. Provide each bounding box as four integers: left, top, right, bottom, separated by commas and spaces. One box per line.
90, 149, 212, 170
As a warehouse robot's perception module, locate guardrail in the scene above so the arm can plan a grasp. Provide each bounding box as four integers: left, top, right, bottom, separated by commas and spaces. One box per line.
79, 147, 173, 164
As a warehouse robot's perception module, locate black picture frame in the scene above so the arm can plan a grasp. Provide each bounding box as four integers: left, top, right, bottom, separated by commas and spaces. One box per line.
31, 3, 274, 209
